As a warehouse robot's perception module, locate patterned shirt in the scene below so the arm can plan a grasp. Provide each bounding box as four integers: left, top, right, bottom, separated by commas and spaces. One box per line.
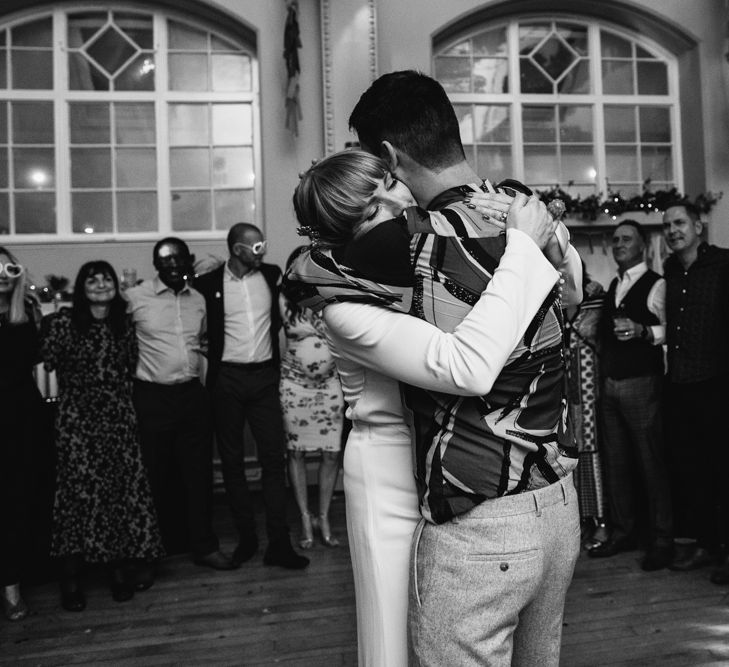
664, 242, 729, 383
287, 183, 579, 524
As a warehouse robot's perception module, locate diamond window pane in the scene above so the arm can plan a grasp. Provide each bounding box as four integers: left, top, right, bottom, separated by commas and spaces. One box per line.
561, 146, 595, 183
117, 148, 156, 187
71, 148, 111, 187
557, 23, 587, 56
601, 31, 631, 58
213, 148, 252, 187
12, 102, 53, 143
639, 107, 671, 143
473, 58, 508, 93
212, 104, 251, 145
606, 146, 638, 181
637, 61, 667, 95
519, 24, 549, 54
169, 21, 207, 50
118, 191, 157, 232
522, 106, 555, 142
473, 29, 506, 56
116, 104, 155, 144
473, 105, 510, 142
557, 60, 590, 94
520, 59, 552, 93
212, 54, 251, 91
559, 106, 592, 142
171, 190, 211, 231
87, 27, 137, 76
642, 146, 672, 181
604, 106, 636, 142
115, 54, 155, 91
524, 145, 559, 184
115, 13, 153, 49
169, 54, 208, 91
214, 190, 253, 229
476, 145, 512, 184
14, 149, 55, 189
67, 12, 107, 49
11, 51, 53, 89
533, 35, 577, 80
12, 18, 52, 47
72, 192, 113, 233
70, 103, 110, 144
169, 105, 209, 145
170, 148, 210, 187
15, 192, 55, 233
0, 193, 8, 234
69, 53, 109, 91
434, 57, 471, 93
602, 60, 634, 94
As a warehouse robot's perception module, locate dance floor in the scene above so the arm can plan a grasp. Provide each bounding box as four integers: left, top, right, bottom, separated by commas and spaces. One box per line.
2, 492, 729, 666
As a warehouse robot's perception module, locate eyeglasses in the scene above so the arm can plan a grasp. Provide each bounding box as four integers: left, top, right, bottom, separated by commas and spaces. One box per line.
0, 262, 24, 278
237, 240, 267, 256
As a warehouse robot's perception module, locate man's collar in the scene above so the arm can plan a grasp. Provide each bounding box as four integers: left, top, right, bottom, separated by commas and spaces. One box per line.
225, 259, 259, 280
153, 274, 190, 294
427, 180, 493, 211
617, 260, 648, 281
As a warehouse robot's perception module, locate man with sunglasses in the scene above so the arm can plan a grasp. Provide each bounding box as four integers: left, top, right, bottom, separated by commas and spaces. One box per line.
195, 223, 309, 570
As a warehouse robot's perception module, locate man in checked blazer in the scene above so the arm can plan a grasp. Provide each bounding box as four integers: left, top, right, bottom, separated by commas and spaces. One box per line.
195, 223, 308, 570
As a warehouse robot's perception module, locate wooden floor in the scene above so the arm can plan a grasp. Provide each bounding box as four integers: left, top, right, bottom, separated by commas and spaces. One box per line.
3, 494, 729, 666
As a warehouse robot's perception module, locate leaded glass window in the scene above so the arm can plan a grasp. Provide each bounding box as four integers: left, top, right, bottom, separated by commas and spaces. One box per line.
434, 20, 680, 198
0, 6, 259, 239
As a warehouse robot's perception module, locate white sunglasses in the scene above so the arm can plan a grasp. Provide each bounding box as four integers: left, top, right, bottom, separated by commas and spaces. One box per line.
0, 261, 24, 278
237, 240, 267, 256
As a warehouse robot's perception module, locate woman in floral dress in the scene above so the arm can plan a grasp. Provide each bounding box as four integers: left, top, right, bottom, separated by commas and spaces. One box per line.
41, 260, 163, 612
280, 247, 344, 549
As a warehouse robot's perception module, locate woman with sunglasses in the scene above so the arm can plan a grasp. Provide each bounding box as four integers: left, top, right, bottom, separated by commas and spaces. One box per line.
0, 247, 43, 621
41, 261, 163, 612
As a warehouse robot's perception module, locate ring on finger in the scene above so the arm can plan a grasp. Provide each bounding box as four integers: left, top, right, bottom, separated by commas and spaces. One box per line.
500, 211, 507, 222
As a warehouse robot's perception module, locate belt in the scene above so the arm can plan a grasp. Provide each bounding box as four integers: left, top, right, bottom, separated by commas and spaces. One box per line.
220, 359, 275, 371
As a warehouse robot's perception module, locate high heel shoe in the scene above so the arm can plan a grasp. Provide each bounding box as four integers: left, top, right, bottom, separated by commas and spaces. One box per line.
108, 565, 134, 603
317, 513, 340, 548
60, 579, 86, 612
2, 584, 29, 621
299, 511, 314, 550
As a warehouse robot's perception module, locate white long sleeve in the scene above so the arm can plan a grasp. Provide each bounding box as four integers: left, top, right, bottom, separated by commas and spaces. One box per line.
323, 229, 560, 396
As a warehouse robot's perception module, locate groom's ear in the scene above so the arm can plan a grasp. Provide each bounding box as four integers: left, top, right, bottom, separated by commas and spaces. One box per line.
380, 141, 399, 171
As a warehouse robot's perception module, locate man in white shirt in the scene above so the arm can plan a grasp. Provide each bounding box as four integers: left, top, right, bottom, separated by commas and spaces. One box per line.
127, 237, 234, 578
589, 220, 673, 570
195, 224, 308, 570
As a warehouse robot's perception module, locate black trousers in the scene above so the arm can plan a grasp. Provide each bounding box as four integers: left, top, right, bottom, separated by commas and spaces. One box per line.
665, 374, 729, 549
212, 363, 288, 543
132, 379, 218, 558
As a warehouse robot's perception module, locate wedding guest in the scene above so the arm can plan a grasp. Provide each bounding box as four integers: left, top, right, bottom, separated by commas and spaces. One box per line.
41, 261, 163, 612
0, 247, 41, 621
280, 246, 344, 549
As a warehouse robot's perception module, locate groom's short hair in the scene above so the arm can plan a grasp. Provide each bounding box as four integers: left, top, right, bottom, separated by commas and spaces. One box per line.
349, 70, 465, 171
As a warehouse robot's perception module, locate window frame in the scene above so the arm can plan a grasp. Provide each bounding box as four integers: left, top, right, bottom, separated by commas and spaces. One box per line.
0, 5, 261, 243
434, 18, 684, 199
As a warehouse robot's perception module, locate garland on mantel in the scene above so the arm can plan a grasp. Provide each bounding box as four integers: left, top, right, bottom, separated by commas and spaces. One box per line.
535, 182, 723, 222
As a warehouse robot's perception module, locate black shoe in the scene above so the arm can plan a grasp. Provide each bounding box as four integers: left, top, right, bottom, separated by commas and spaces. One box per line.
232, 534, 259, 566
588, 537, 637, 559
110, 581, 135, 603
641, 545, 674, 571
669, 545, 715, 571
194, 550, 238, 571
60, 580, 86, 612
263, 540, 310, 570
710, 556, 729, 584
132, 561, 156, 592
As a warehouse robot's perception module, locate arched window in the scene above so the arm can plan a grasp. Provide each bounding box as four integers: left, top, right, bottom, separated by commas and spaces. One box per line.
0, 5, 259, 239
433, 18, 681, 199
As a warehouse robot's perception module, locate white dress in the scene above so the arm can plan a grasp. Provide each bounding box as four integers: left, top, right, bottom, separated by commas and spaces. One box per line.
322, 229, 565, 667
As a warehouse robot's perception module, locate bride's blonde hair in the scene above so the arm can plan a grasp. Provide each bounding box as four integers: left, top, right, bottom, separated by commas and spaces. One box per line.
0, 245, 29, 324
293, 150, 390, 248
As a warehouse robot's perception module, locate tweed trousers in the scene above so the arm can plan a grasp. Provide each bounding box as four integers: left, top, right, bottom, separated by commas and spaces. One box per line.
409, 474, 580, 666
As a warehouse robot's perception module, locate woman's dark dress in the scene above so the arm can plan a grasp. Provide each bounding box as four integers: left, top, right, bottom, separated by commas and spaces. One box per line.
0, 307, 44, 585
41, 309, 163, 562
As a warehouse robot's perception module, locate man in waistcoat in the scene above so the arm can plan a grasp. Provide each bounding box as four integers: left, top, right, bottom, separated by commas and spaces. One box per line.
589, 219, 673, 570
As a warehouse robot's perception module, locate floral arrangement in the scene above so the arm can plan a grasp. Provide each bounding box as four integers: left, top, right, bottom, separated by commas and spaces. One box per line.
535, 181, 722, 221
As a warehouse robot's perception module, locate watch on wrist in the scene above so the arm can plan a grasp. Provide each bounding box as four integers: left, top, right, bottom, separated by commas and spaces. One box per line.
640, 324, 648, 340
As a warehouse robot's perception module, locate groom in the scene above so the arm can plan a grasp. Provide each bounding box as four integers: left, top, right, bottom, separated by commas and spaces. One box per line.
344, 71, 582, 665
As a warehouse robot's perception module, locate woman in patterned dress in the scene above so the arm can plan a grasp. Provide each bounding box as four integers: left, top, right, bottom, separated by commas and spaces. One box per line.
564, 264, 609, 549
280, 247, 344, 549
41, 261, 163, 612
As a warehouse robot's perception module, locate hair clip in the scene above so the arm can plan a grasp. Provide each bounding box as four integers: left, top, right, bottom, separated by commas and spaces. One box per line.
296, 225, 323, 249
